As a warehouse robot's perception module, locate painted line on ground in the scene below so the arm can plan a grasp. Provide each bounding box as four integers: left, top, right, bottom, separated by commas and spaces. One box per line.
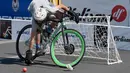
4, 53, 36, 59
0, 40, 16, 44
5, 55, 19, 58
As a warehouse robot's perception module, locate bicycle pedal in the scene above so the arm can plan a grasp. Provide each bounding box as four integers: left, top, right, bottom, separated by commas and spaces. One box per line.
36, 51, 46, 56
31, 52, 45, 61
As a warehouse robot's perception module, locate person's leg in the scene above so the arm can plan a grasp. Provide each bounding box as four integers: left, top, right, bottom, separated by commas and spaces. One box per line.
29, 19, 37, 49
31, 19, 41, 50
36, 30, 41, 49
29, 32, 36, 50
25, 18, 37, 64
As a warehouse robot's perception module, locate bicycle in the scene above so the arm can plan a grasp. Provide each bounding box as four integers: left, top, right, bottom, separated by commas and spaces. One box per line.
3, 26, 11, 39
16, 14, 85, 68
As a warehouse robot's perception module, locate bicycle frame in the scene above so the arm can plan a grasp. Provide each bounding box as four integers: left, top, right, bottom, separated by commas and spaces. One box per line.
35, 18, 69, 51
16, 15, 86, 67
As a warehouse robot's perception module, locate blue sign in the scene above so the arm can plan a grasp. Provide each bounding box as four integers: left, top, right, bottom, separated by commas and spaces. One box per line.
0, 0, 32, 20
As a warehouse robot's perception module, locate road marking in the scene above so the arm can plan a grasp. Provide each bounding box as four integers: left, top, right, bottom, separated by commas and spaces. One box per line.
3, 55, 19, 59
4, 53, 36, 59
0, 40, 15, 44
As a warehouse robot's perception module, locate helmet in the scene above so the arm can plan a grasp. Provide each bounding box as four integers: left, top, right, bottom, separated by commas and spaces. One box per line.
33, 7, 47, 21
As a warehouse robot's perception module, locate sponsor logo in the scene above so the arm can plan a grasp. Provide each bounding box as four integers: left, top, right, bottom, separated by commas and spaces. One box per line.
112, 5, 127, 22
69, 7, 112, 23
17, 31, 30, 35
12, 0, 19, 12
114, 36, 130, 42
0, 16, 32, 20
68, 5, 127, 23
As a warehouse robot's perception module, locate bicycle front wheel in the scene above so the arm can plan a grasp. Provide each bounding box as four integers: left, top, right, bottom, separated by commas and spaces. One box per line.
51, 29, 85, 67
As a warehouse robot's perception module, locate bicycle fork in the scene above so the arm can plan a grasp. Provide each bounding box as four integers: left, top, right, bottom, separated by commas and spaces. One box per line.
61, 26, 75, 55
61, 26, 69, 46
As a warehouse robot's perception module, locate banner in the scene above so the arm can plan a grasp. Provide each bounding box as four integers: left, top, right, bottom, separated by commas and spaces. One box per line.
112, 26, 130, 50
61, 0, 130, 50
62, 0, 129, 26
1, 0, 130, 50
0, 0, 129, 24
11, 20, 31, 40
0, 0, 32, 20
66, 22, 130, 50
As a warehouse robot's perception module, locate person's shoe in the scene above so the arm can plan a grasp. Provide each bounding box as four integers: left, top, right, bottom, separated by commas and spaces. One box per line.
25, 50, 33, 65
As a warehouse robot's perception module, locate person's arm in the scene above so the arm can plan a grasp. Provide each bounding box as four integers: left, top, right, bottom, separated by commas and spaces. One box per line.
44, 0, 69, 13
54, 3, 79, 24
56, 4, 69, 11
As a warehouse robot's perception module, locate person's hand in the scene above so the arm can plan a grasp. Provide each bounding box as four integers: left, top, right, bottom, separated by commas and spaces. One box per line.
67, 10, 79, 24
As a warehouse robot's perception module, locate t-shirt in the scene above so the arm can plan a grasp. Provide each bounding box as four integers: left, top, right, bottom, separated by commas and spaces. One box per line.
28, 0, 59, 14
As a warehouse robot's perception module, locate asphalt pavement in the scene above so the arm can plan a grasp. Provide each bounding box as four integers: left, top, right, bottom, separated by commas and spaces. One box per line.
0, 40, 130, 73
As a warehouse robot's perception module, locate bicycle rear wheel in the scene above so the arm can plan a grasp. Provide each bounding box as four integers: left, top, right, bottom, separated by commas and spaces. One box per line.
16, 25, 36, 60
51, 29, 85, 67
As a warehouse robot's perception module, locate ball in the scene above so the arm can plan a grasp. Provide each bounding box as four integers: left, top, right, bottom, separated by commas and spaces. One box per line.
22, 67, 27, 72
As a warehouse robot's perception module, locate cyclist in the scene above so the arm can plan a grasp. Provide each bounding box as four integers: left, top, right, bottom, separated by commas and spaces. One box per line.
25, 0, 79, 64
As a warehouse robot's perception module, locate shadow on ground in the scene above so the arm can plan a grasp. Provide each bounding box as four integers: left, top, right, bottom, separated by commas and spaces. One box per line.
0, 57, 58, 67
0, 57, 24, 65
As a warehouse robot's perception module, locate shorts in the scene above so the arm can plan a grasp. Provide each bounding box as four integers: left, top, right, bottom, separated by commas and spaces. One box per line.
31, 10, 63, 34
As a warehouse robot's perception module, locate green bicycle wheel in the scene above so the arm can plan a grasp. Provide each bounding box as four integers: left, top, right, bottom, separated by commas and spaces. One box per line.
51, 29, 85, 67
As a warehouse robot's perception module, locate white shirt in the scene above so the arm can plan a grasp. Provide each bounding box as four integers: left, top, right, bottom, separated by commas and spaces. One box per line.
28, 0, 59, 14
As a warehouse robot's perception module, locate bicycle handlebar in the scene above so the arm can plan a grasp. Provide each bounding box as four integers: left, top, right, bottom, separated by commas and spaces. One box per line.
46, 13, 72, 23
